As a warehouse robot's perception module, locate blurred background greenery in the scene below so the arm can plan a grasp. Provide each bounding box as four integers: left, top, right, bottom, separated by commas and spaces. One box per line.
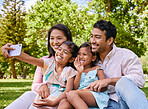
0, 0, 148, 79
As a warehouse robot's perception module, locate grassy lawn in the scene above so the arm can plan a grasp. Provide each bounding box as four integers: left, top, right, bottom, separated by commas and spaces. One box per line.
0, 79, 33, 108
142, 78, 148, 99
0, 78, 148, 108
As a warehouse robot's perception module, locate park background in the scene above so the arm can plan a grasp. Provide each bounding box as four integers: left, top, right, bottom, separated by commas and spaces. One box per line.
0, 0, 147, 108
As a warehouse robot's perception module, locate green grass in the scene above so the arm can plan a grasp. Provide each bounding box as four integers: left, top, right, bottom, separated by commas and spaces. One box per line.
0, 78, 148, 109
0, 79, 33, 109
141, 78, 148, 99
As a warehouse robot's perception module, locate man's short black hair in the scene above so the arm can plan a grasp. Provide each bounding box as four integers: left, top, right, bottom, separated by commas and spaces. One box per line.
93, 20, 117, 40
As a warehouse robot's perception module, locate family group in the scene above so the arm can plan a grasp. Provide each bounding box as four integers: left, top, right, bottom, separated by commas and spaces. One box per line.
1, 20, 148, 109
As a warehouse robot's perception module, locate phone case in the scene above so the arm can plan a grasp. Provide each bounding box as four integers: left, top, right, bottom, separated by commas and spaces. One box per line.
8, 44, 22, 56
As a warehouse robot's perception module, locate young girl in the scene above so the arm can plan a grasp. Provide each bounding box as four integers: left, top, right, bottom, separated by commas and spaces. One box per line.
57, 42, 109, 109
6, 41, 79, 109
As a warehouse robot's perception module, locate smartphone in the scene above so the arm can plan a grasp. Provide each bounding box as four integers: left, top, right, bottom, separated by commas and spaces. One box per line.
8, 44, 22, 56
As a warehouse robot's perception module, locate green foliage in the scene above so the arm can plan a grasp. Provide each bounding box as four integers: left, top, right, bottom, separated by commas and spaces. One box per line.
0, 0, 147, 76
0, 62, 9, 78
25, 0, 147, 57
0, 0, 28, 78
140, 51, 148, 74
0, 0, 27, 44
25, 0, 96, 48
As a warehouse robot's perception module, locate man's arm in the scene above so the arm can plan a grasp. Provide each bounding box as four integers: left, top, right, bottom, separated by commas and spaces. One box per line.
121, 50, 145, 88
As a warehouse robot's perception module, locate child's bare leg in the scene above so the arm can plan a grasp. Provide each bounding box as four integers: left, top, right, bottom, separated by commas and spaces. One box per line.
37, 107, 50, 109
57, 99, 74, 109
66, 90, 98, 109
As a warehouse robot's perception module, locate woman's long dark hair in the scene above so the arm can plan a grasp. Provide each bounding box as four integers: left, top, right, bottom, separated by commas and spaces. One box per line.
48, 24, 72, 58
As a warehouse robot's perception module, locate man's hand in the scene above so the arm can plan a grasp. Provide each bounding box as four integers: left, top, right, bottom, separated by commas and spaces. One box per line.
86, 79, 110, 92
38, 84, 50, 99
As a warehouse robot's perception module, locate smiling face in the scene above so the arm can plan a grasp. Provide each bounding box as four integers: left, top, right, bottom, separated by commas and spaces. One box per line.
55, 43, 72, 65
50, 29, 67, 52
90, 28, 108, 53
78, 47, 96, 68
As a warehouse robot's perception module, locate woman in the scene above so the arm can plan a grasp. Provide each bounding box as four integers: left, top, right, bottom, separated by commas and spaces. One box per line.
1, 24, 73, 109
31, 24, 72, 98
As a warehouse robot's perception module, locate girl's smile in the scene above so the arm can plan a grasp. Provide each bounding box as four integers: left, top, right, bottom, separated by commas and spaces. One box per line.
78, 47, 94, 68
55, 43, 72, 64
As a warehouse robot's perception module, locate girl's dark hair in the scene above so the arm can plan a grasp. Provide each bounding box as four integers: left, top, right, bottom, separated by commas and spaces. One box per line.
48, 24, 72, 58
62, 41, 79, 70
79, 42, 99, 67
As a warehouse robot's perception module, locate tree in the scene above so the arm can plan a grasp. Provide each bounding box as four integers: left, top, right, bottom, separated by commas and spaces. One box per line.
25, 0, 95, 56
23, 0, 147, 76
0, 0, 27, 79
1, 0, 147, 77
25, 0, 147, 58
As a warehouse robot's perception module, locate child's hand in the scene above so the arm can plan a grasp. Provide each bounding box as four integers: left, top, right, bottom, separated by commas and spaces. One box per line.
38, 84, 50, 99
33, 99, 55, 107
74, 57, 84, 73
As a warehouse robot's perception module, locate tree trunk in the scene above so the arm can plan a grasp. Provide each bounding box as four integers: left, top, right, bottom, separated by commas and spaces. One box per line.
106, 0, 111, 12
23, 66, 26, 79
11, 59, 17, 79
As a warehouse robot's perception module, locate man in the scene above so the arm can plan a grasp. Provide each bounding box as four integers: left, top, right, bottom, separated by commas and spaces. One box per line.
58, 20, 148, 109
87, 20, 148, 109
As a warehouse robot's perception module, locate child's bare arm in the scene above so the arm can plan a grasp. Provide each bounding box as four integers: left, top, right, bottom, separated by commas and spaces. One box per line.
15, 52, 44, 68
48, 77, 74, 106
74, 71, 82, 90
86, 66, 107, 92
95, 66, 107, 92
52, 77, 74, 106
74, 57, 83, 89
96, 66, 106, 80
53, 77, 75, 105
33, 77, 75, 107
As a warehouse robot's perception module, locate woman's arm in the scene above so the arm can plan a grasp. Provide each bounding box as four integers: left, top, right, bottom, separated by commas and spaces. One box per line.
31, 66, 43, 92
15, 52, 44, 68
1, 43, 44, 67
1, 43, 15, 58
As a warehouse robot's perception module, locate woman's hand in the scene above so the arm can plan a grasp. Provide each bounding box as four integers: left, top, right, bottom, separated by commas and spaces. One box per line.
33, 99, 55, 107
38, 84, 50, 99
1, 43, 15, 58
74, 57, 84, 73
